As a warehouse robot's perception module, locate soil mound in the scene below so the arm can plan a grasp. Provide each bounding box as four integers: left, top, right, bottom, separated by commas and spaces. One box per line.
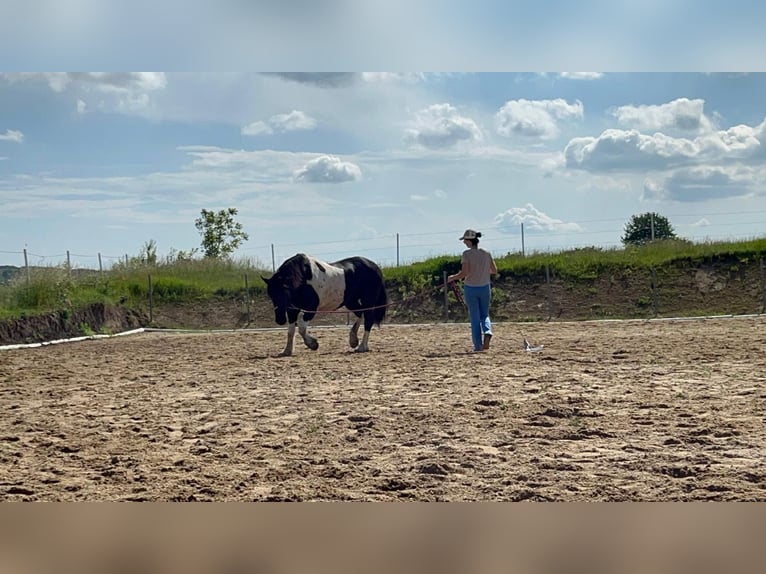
0, 303, 147, 345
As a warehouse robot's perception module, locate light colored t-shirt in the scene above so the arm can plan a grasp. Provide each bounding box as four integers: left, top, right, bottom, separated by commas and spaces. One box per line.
461, 247, 494, 286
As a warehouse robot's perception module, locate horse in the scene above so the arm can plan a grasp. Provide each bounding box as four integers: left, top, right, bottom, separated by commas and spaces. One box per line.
262, 253, 388, 356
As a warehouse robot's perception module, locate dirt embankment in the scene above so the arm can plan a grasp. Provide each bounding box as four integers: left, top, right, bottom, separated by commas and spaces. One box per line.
1, 257, 764, 345
0, 303, 147, 346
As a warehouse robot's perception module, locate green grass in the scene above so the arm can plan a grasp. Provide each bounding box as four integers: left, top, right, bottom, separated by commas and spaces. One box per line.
1, 237, 764, 320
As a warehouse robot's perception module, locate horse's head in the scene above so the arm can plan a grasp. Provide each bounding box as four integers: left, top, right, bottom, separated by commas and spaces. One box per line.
262, 274, 291, 325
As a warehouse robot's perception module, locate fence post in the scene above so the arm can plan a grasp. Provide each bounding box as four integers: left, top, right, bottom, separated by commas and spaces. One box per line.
443, 271, 449, 321
148, 274, 154, 323
545, 263, 552, 320
98, 253, 103, 273
271, 244, 276, 273
244, 273, 251, 323
23, 248, 30, 285
651, 266, 658, 317
521, 222, 525, 257
761, 257, 765, 314
66, 250, 71, 275
396, 233, 400, 267
125, 254, 129, 267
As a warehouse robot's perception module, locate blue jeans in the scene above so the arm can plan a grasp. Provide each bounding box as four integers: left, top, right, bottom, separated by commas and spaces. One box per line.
464, 284, 492, 351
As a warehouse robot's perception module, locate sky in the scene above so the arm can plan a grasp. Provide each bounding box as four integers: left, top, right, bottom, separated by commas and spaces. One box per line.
2, 72, 766, 270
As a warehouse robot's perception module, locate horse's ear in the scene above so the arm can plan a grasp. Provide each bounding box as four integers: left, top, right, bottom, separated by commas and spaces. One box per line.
261, 275, 270, 285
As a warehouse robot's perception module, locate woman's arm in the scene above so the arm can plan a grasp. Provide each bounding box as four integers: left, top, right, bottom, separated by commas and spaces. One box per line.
448, 257, 470, 282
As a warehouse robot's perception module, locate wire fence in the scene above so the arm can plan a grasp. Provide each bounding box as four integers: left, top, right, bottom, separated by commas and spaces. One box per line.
2, 212, 766, 272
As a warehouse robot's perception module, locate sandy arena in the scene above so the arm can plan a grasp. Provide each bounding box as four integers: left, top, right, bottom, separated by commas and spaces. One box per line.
1, 317, 765, 501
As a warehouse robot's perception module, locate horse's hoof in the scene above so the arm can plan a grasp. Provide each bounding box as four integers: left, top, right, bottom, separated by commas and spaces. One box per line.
354, 346, 369, 353
349, 338, 359, 349
277, 351, 292, 357
307, 340, 319, 351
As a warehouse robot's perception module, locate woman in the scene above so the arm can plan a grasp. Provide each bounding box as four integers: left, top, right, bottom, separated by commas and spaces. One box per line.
447, 229, 498, 352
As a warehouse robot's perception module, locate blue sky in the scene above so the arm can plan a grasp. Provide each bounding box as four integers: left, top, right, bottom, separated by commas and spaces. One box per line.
1, 72, 766, 269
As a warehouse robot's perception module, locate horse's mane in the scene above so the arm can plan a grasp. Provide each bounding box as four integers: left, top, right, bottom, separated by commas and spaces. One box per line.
275, 253, 313, 289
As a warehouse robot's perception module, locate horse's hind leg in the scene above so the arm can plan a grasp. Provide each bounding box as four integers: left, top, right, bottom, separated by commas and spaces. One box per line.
349, 314, 361, 349
354, 312, 373, 353
298, 316, 319, 351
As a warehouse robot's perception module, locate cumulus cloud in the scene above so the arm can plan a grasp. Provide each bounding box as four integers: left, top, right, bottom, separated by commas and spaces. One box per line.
405, 103, 483, 149
691, 217, 711, 227
76, 99, 87, 114
260, 73, 357, 88
558, 72, 603, 80
494, 203, 582, 233
242, 110, 317, 136
565, 120, 766, 172
642, 166, 756, 202
0, 129, 24, 143
611, 98, 714, 133
294, 155, 362, 183
495, 98, 584, 140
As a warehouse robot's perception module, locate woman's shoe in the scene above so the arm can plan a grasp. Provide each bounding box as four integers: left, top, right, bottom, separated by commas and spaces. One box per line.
482, 333, 492, 350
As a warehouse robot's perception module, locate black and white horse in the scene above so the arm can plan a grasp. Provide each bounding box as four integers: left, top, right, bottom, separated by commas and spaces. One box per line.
262, 253, 388, 356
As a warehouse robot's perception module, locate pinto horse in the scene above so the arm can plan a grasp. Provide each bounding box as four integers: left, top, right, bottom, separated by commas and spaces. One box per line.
262, 253, 388, 356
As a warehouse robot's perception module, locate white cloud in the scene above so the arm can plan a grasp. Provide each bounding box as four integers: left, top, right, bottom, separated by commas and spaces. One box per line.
494, 203, 582, 233
1, 72, 167, 114
2, 72, 166, 93
564, 119, 766, 172
495, 98, 584, 140
293, 155, 362, 183
242, 110, 317, 136
0, 129, 23, 143
558, 72, 604, 80
691, 218, 711, 227
405, 103, 483, 149
76, 99, 87, 114
611, 98, 714, 133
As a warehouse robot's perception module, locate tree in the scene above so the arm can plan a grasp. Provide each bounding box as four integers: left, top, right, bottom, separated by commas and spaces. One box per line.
621, 212, 677, 246
140, 239, 158, 265
195, 208, 249, 258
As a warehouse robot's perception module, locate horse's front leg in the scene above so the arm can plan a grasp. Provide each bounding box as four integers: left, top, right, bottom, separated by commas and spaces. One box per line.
298, 315, 319, 351
279, 322, 297, 356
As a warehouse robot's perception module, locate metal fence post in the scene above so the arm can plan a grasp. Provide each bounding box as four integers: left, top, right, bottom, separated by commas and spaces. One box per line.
148, 274, 154, 323
244, 273, 251, 323
761, 257, 765, 314
443, 271, 448, 321
545, 263, 552, 320
23, 248, 30, 285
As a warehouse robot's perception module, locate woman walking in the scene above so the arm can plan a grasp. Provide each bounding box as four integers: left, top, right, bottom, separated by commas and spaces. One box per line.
447, 229, 498, 352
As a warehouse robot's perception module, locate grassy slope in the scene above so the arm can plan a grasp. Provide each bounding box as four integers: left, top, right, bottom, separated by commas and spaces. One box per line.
1, 238, 765, 321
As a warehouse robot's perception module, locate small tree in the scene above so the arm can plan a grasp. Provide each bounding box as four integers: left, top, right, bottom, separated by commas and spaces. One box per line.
621, 212, 677, 246
195, 208, 249, 258
141, 239, 158, 265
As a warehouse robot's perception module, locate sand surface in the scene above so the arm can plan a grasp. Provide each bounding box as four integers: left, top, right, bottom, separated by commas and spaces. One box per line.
1, 317, 765, 501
